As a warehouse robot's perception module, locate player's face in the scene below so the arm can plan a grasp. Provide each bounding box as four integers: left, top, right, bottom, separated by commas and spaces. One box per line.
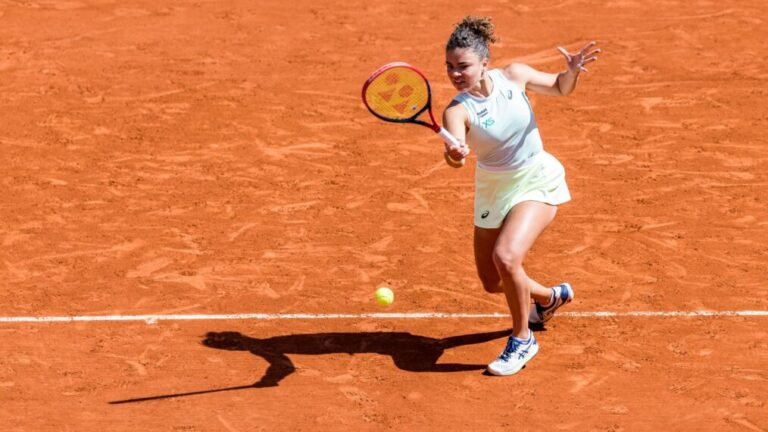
446, 48, 488, 92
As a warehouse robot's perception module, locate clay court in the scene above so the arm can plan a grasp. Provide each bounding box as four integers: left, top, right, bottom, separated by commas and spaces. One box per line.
1, 0, 767, 430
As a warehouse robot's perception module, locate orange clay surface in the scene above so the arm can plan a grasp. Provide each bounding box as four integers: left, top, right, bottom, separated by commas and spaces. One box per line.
1, 0, 767, 430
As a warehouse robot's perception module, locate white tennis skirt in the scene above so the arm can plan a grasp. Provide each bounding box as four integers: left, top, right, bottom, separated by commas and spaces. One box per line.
474, 151, 571, 229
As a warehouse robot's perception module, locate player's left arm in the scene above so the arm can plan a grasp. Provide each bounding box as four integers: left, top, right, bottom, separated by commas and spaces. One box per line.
502, 41, 600, 96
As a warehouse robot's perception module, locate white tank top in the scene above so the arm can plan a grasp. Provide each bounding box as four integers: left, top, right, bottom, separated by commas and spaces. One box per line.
453, 68, 543, 171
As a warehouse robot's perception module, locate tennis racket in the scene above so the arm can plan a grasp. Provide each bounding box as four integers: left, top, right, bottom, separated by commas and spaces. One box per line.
362, 62, 466, 151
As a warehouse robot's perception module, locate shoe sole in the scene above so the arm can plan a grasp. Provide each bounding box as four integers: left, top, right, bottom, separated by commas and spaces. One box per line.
486, 343, 539, 376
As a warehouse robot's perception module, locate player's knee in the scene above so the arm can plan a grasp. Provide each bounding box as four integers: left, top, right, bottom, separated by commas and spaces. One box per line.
492, 246, 524, 276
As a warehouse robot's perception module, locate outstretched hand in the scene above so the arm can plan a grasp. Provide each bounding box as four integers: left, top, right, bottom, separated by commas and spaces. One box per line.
557, 41, 600, 73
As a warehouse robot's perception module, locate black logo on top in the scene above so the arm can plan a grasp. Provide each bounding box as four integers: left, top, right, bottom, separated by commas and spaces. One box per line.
507, 90, 514, 100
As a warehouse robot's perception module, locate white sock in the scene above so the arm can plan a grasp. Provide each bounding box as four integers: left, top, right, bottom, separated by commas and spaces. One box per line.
512, 332, 532, 344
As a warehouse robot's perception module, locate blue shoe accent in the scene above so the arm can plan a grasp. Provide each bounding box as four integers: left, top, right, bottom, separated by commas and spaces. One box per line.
529, 283, 574, 324
499, 335, 528, 361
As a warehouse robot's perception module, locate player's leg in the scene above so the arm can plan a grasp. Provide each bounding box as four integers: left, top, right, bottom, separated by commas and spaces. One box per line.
485, 201, 558, 376
492, 200, 558, 338
474, 225, 553, 304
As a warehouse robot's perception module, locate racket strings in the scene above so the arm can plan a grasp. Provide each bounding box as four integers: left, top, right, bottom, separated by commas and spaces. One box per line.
364, 68, 429, 121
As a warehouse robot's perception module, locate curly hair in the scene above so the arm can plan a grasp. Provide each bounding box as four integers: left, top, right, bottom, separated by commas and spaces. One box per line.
446, 16, 499, 59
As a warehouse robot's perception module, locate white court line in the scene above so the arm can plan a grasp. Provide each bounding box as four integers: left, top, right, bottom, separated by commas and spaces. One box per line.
0, 310, 767, 324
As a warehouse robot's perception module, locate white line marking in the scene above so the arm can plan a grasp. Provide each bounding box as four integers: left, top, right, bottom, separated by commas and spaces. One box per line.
0, 310, 766, 324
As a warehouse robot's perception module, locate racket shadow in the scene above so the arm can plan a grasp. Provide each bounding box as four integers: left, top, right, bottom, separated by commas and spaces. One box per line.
109, 328, 516, 404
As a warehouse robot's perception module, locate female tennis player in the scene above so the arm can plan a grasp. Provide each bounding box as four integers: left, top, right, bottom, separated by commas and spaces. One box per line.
442, 16, 599, 376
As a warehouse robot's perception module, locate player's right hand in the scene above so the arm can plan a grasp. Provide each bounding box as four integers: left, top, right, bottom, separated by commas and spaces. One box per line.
444, 145, 468, 168
444, 151, 465, 168
445, 143, 469, 162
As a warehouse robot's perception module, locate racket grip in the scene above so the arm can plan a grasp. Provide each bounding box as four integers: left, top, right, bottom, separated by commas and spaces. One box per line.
437, 127, 467, 151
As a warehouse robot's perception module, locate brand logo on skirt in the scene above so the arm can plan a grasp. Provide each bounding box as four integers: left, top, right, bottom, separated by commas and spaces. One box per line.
481, 210, 490, 219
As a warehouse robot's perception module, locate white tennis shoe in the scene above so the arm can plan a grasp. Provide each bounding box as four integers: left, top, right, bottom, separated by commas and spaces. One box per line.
529, 282, 574, 324
486, 332, 539, 376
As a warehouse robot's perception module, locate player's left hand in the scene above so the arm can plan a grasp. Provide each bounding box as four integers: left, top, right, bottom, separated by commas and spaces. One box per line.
557, 41, 600, 73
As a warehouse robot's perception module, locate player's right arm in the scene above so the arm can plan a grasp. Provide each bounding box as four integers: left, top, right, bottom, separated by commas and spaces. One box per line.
442, 101, 470, 168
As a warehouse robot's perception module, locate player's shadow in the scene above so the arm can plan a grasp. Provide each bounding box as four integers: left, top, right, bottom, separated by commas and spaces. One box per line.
203, 328, 515, 387
109, 328, 513, 404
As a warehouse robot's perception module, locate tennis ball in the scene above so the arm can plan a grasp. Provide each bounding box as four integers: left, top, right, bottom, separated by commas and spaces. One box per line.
375, 287, 394, 306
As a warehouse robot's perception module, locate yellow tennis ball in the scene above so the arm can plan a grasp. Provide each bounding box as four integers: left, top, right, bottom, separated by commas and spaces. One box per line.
375, 287, 394, 306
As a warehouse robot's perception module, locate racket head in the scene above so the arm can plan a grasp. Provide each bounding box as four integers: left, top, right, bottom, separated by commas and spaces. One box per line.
362, 62, 434, 128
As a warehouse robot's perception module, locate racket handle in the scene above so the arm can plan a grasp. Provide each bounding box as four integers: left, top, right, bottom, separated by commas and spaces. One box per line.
437, 127, 467, 151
